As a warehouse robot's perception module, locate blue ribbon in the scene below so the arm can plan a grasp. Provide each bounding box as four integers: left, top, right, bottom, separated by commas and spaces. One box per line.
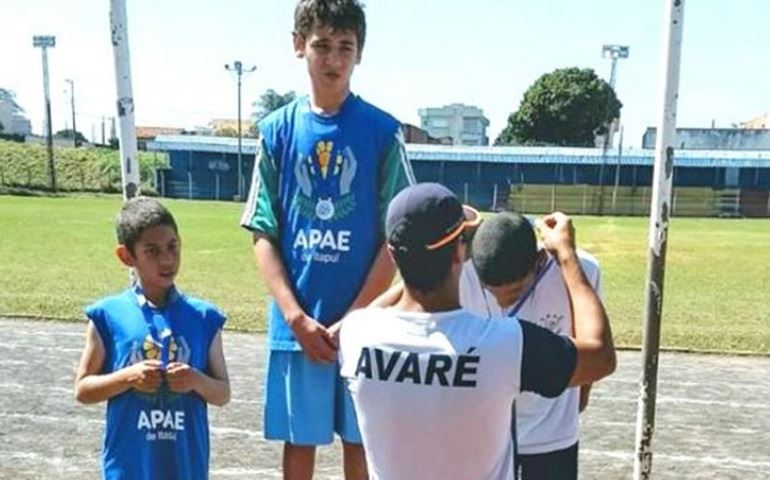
507, 256, 554, 318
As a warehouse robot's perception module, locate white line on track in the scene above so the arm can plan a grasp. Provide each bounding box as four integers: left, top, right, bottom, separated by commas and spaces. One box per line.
0, 342, 82, 353
582, 449, 770, 472
591, 394, 770, 410
0, 412, 261, 439
0, 412, 102, 425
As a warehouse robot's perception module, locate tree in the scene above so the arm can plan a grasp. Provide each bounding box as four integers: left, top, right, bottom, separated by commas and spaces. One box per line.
215, 125, 239, 138
495, 68, 622, 147
250, 89, 296, 136
55, 128, 88, 144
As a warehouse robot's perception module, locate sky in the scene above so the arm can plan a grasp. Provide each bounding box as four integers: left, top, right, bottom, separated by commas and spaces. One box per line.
2, 0, 770, 148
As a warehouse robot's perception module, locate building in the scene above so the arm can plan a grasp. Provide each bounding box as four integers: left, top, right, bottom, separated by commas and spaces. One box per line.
642, 127, 770, 150
401, 123, 452, 145
149, 135, 258, 201
419, 103, 490, 146
149, 135, 770, 217
0, 99, 31, 136
136, 126, 185, 150
741, 113, 768, 129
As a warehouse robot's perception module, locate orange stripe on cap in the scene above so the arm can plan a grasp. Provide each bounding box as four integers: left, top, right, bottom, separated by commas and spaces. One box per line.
426, 205, 481, 250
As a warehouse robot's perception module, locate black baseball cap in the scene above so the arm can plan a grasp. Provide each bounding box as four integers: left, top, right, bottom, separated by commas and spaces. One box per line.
386, 182, 480, 256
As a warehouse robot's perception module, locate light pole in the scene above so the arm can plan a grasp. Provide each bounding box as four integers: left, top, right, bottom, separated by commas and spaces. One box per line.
33, 35, 57, 192
225, 60, 256, 201
65, 79, 78, 147
598, 44, 629, 215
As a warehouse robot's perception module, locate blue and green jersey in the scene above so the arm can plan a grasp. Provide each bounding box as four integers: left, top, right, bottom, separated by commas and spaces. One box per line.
241, 93, 413, 350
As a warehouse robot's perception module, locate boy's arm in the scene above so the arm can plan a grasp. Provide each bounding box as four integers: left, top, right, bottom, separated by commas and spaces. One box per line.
74, 321, 163, 404
348, 242, 397, 311
253, 235, 336, 363
329, 131, 413, 340
328, 242, 397, 342
166, 329, 230, 406
378, 128, 415, 227
240, 137, 336, 363
357, 128, 412, 307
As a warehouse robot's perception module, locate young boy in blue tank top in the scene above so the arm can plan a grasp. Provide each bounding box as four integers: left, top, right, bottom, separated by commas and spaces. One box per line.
240, 1, 413, 478
74, 197, 230, 480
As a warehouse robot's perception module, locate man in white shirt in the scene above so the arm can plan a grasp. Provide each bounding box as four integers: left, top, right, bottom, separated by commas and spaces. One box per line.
463, 212, 603, 479
338, 182, 615, 480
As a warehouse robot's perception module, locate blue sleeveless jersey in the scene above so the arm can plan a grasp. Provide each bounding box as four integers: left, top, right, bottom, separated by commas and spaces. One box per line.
243, 94, 408, 350
85, 286, 225, 480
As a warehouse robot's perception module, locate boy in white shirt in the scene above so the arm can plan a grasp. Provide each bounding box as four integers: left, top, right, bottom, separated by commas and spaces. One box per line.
338, 183, 615, 480
464, 212, 603, 479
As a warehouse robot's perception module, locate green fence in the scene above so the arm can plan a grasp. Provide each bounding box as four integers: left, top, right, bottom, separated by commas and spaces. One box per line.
0, 140, 166, 193
508, 184, 727, 217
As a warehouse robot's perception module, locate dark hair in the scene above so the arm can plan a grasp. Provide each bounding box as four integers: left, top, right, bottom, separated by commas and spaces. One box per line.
471, 212, 537, 286
116, 197, 178, 254
392, 240, 456, 293
294, 0, 367, 52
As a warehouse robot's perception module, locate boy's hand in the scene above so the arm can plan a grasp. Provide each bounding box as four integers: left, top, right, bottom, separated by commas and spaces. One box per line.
124, 360, 164, 393
536, 212, 577, 263
165, 362, 198, 394
288, 313, 337, 363
327, 321, 343, 348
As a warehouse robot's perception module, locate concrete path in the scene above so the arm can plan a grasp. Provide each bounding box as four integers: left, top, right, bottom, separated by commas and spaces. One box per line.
1, 319, 768, 479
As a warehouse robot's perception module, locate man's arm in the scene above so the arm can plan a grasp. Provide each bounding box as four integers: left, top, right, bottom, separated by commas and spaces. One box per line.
575, 255, 603, 412
579, 384, 592, 412
74, 322, 163, 404
370, 281, 404, 308
538, 212, 616, 387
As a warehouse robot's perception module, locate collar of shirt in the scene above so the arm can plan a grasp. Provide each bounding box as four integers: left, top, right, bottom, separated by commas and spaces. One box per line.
132, 283, 181, 309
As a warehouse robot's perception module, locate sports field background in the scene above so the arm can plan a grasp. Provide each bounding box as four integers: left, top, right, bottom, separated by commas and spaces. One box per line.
1, 194, 768, 353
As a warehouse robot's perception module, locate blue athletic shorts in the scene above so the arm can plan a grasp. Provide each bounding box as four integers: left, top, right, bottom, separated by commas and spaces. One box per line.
263, 350, 362, 446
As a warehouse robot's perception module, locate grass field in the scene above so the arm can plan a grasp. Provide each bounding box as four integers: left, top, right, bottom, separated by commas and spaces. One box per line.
1, 194, 768, 353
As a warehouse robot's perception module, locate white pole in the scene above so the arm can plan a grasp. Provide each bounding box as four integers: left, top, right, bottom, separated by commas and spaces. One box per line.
41, 46, 56, 191
633, 1, 685, 478
33, 36, 57, 191
110, 0, 140, 200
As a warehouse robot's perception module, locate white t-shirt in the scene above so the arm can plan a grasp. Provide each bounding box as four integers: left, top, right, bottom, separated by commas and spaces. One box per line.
459, 250, 602, 455
339, 306, 576, 480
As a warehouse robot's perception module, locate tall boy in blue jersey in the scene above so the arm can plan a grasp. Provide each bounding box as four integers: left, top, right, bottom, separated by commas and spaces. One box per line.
74, 197, 230, 480
239, 1, 413, 479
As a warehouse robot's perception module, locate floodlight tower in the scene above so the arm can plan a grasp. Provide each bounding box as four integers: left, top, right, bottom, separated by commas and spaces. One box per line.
598, 44, 629, 215
225, 60, 256, 200
33, 35, 57, 191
